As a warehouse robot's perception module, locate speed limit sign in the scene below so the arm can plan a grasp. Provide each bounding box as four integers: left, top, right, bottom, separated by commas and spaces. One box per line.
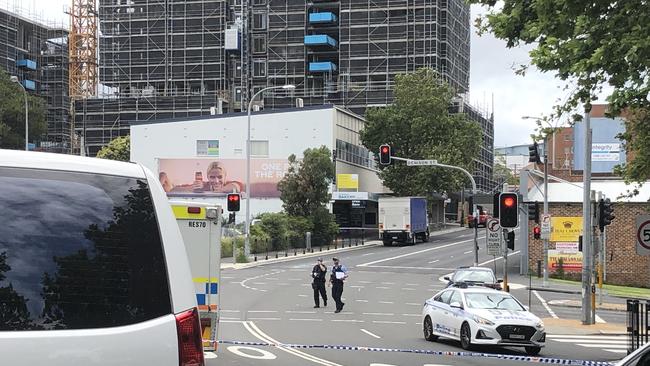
636, 216, 650, 255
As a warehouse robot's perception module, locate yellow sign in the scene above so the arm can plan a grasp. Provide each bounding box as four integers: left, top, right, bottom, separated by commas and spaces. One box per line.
548, 250, 583, 273
337, 174, 359, 189
550, 217, 583, 242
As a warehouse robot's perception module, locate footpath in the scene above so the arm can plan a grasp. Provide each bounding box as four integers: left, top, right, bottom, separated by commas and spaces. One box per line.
221, 225, 466, 270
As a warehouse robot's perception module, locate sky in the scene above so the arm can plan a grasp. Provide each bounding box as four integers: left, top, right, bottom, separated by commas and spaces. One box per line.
3, 0, 601, 148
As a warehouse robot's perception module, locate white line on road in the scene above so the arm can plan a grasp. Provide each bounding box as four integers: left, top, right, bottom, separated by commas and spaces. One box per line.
277, 283, 290, 286
298, 294, 308, 297
363, 312, 394, 316
403, 288, 417, 291
369, 265, 456, 271
463, 250, 473, 254
221, 317, 241, 320
595, 315, 606, 323
381, 282, 396, 285
376, 286, 390, 289
406, 283, 420, 286
252, 282, 267, 285
248, 318, 281, 321
361, 252, 376, 256
406, 303, 421, 306
478, 251, 521, 266
358, 280, 372, 284
547, 335, 627, 340
552, 339, 627, 344
372, 321, 406, 325
286, 311, 317, 314
240, 270, 284, 292
356, 299, 368, 302
532, 290, 559, 319
401, 314, 421, 317
361, 329, 382, 339
379, 301, 394, 304
357, 237, 484, 267
289, 278, 303, 281
428, 260, 440, 264
350, 285, 365, 288
221, 310, 241, 313
332, 319, 364, 323
266, 278, 279, 280
289, 318, 323, 322
248, 310, 278, 313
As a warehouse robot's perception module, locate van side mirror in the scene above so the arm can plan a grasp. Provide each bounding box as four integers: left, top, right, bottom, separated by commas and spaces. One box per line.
444, 276, 450, 281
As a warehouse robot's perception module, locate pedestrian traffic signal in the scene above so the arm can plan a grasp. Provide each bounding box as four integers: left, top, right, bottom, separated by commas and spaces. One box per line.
379, 144, 391, 165
528, 142, 541, 164
528, 202, 539, 223
533, 225, 541, 240
228, 212, 236, 224
499, 193, 519, 228
227, 193, 241, 212
507, 231, 515, 250
598, 198, 615, 232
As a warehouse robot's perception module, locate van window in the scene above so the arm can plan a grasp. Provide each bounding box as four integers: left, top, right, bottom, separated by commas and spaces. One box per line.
0, 167, 171, 331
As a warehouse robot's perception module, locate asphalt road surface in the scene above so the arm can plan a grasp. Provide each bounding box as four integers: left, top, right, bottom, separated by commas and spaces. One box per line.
208, 229, 626, 366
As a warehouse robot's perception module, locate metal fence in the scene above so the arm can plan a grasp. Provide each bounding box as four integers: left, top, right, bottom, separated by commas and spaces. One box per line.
627, 299, 650, 354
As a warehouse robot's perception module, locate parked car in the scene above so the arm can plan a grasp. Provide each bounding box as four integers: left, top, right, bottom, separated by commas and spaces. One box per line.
0, 150, 204, 366
422, 285, 545, 355
444, 266, 503, 290
467, 209, 490, 228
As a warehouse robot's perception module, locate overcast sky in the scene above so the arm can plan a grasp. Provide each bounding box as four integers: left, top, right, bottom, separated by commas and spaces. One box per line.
5, 0, 597, 148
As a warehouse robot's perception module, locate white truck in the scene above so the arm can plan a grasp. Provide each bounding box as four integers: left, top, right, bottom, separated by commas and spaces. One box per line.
169, 200, 222, 352
378, 197, 430, 245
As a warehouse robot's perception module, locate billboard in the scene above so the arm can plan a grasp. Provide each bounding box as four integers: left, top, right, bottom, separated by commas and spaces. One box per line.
337, 174, 359, 190
592, 143, 621, 162
548, 250, 583, 273
158, 159, 290, 198
550, 217, 583, 242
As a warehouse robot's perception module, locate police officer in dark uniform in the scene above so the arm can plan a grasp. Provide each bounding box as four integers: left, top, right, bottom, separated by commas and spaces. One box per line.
329, 257, 348, 313
311, 258, 327, 308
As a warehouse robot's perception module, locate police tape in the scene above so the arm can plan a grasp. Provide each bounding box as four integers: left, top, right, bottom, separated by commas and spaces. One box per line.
211, 339, 615, 366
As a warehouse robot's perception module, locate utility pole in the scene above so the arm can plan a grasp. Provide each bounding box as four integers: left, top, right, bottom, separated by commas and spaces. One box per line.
581, 104, 594, 325
519, 168, 529, 276
542, 135, 549, 287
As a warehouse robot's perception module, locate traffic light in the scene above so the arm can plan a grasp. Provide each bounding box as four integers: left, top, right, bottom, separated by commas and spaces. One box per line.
227, 193, 241, 212
533, 225, 541, 240
499, 193, 519, 228
528, 142, 541, 164
528, 202, 539, 223
228, 212, 236, 224
507, 231, 515, 250
379, 144, 391, 165
598, 198, 615, 232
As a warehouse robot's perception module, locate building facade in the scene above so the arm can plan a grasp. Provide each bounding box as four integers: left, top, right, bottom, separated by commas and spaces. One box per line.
0, 8, 70, 152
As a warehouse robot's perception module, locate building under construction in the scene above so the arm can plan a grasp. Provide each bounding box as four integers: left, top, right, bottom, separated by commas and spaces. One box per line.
0, 7, 70, 152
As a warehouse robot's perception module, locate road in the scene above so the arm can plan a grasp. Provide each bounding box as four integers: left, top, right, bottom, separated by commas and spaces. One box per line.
208, 229, 626, 366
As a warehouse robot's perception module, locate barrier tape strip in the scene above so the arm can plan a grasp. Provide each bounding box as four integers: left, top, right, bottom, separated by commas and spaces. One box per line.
210, 339, 615, 366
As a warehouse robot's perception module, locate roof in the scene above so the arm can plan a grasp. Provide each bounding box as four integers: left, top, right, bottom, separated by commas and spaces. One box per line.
0, 149, 145, 178
528, 180, 650, 203
129, 104, 365, 127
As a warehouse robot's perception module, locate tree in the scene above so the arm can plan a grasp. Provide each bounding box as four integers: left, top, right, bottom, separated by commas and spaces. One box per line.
360, 68, 482, 197
0, 69, 47, 149
96, 135, 130, 162
494, 154, 519, 186
470, 0, 650, 188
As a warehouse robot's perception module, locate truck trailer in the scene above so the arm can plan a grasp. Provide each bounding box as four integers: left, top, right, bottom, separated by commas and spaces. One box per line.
378, 197, 429, 245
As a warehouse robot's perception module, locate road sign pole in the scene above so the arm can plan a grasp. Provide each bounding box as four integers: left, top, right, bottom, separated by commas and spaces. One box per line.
502, 228, 509, 292
543, 135, 549, 287
582, 105, 593, 325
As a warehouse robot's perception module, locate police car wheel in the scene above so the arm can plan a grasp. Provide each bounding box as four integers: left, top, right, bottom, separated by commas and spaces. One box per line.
423, 317, 438, 341
525, 346, 541, 356
460, 322, 473, 350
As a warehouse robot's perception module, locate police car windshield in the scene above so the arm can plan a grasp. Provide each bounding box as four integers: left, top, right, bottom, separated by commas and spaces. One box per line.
465, 293, 525, 311
452, 269, 494, 283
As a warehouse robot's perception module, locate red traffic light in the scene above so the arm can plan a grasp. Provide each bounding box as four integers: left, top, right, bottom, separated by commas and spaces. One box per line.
533, 225, 541, 239
499, 193, 518, 228
379, 144, 391, 165
227, 193, 241, 212
503, 197, 515, 207
228, 194, 239, 202
381, 146, 389, 153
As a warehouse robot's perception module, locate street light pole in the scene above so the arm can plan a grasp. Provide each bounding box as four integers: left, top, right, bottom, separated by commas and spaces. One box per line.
245, 84, 295, 257
542, 134, 549, 287
10, 76, 28, 151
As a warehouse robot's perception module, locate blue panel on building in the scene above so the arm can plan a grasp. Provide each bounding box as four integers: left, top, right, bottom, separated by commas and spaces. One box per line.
22, 80, 36, 90
304, 35, 337, 48
16, 59, 37, 70
309, 62, 337, 73
573, 117, 626, 173
309, 12, 337, 24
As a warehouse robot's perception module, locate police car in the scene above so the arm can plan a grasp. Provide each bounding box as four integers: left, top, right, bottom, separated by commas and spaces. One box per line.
422, 284, 545, 355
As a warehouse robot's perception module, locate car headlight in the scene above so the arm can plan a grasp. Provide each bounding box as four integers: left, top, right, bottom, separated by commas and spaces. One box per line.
472, 315, 494, 326
535, 321, 545, 329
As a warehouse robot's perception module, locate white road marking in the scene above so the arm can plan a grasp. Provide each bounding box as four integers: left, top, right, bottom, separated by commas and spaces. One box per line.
403, 288, 417, 291
227, 346, 277, 360
595, 315, 606, 323
401, 314, 421, 317
428, 260, 440, 264
358, 280, 372, 284
554, 339, 627, 344
221, 276, 235, 279
370, 265, 455, 271
532, 290, 559, 319
298, 294, 308, 297
221, 310, 241, 313
361, 329, 382, 339
376, 286, 390, 289
363, 312, 394, 316
603, 350, 628, 354
252, 282, 267, 285
373, 321, 406, 325
240, 270, 284, 292
361, 252, 376, 256
204, 352, 218, 359
478, 250, 521, 266
463, 250, 473, 254
332, 319, 364, 323
266, 277, 279, 280
350, 285, 365, 288
357, 237, 484, 267
547, 335, 627, 340
289, 278, 303, 281
379, 301, 394, 304
406, 283, 420, 286
577, 344, 627, 349
406, 302, 421, 306
289, 318, 323, 321
248, 310, 278, 313
286, 311, 316, 314
221, 317, 241, 320
381, 282, 396, 285
356, 299, 369, 302
248, 318, 281, 321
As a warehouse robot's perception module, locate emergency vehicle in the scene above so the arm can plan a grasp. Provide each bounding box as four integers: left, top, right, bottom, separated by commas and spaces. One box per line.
170, 200, 223, 351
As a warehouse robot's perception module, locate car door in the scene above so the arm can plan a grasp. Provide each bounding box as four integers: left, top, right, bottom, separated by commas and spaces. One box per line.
428, 290, 453, 338
445, 290, 465, 338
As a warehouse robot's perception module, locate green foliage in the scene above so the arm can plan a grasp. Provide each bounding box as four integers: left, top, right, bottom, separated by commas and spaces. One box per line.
96, 135, 130, 162
221, 237, 234, 258
494, 155, 519, 186
360, 68, 482, 197
278, 146, 334, 217
0, 69, 47, 149
311, 207, 339, 247
256, 213, 290, 251
470, 0, 650, 186
614, 109, 650, 196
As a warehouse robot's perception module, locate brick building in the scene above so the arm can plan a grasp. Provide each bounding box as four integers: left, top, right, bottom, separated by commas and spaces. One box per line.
526, 180, 650, 287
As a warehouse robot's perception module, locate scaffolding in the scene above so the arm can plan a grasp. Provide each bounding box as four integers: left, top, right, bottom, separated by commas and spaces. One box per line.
0, 6, 70, 152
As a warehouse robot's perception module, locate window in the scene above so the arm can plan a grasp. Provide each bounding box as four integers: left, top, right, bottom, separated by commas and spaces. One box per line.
449, 291, 462, 306
250, 140, 269, 157
0, 168, 171, 331
252, 35, 266, 54
434, 290, 452, 304
253, 60, 266, 77
253, 12, 267, 30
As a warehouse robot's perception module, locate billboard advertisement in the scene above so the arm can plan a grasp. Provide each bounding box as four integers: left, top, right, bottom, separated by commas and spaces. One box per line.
337, 174, 359, 190
158, 158, 290, 198
550, 217, 583, 242
592, 143, 621, 162
548, 250, 583, 273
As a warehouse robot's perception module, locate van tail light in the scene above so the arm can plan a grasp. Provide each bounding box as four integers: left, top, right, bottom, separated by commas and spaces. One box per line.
176, 308, 205, 366
379, 223, 384, 230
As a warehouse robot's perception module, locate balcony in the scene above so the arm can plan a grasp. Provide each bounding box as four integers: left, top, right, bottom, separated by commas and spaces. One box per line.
309, 62, 337, 73
16, 59, 37, 70
304, 35, 337, 48
309, 12, 337, 25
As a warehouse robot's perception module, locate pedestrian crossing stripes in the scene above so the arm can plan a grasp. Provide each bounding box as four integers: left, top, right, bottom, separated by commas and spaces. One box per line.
548, 334, 628, 354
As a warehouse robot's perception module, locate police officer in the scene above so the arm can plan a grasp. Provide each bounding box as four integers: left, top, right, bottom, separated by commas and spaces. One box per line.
329, 257, 348, 313
311, 258, 327, 308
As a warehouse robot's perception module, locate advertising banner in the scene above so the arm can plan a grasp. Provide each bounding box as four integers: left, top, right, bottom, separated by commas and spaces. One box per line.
548, 250, 583, 273
550, 217, 583, 242
158, 158, 290, 198
592, 143, 621, 162
337, 174, 359, 190
555, 242, 579, 253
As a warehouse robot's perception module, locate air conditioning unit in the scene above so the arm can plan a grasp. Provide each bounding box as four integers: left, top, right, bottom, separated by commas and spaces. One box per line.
295, 98, 304, 108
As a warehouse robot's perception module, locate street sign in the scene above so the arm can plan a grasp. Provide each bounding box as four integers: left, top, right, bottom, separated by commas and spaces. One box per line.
541, 214, 551, 240
636, 215, 650, 255
486, 218, 502, 256
406, 159, 438, 166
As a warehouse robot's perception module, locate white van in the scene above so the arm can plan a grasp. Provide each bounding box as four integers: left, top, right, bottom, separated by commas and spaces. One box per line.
0, 150, 204, 366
